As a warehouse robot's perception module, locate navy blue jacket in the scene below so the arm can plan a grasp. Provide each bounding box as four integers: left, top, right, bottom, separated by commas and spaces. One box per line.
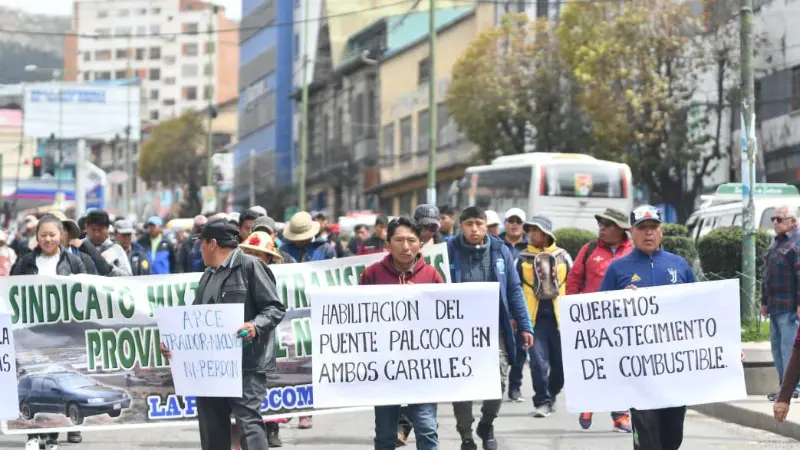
600, 248, 696, 291
280, 237, 335, 262
127, 242, 152, 276
447, 234, 534, 365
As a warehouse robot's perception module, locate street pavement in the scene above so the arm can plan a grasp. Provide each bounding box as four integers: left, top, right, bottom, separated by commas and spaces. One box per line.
2, 386, 799, 449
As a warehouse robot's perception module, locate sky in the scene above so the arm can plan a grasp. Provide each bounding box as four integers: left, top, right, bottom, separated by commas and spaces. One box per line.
0, 0, 242, 20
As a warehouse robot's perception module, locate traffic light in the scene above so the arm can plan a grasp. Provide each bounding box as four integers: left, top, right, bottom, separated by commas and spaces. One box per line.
32, 157, 43, 177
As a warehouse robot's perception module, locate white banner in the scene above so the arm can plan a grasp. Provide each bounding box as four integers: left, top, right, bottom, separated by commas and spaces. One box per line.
559, 279, 746, 413
310, 282, 500, 409
0, 314, 18, 420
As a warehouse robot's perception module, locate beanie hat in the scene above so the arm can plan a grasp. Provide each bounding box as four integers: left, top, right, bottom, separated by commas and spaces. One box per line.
413, 204, 440, 227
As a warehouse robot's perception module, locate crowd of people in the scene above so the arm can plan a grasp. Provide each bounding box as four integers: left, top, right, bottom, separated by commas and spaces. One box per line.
3, 200, 702, 450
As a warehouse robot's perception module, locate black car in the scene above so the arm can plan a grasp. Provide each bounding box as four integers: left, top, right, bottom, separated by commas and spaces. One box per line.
18, 372, 131, 425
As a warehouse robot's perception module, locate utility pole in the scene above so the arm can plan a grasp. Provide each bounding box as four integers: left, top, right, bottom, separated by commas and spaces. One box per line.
206, 5, 218, 187
426, 0, 437, 205
740, 0, 757, 319
297, 0, 311, 211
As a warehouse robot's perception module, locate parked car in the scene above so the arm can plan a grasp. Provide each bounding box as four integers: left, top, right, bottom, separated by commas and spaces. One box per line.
18, 372, 131, 425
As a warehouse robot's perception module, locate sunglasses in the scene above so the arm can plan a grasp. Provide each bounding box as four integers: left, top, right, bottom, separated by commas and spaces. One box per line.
506, 217, 523, 225
597, 220, 616, 228
772, 216, 795, 223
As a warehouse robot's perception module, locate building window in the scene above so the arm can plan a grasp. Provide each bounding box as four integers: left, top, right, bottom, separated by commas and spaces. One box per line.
335, 106, 343, 143
183, 23, 199, 35
400, 116, 412, 156
536, 0, 548, 17
204, 85, 212, 100
96, 28, 111, 37
184, 87, 198, 100
115, 27, 131, 37
205, 42, 215, 54
115, 49, 128, 59
135, 8, 147, 16
95, 50, 111, 61
164, 99, 176, 106
150, 110, 159, 121
135, 48, 146, 60
164, 55, 176, 65
382, 123, 395, 158
150, 25, 160, 35
164, 77, 176, 85
149, 68, 161, 81
83, 72, 91, 81
95, 71, 111, 80
417, 109, 429, 153
83, 52, 91, 62
366, 89, 376, 136
792, 66, 800, 112
183, 43, 198, 56
353, 93, 364, 139
203, 63, 213, 75
118, 9, 129, 17
437, 102, 460, 146
115, 70, 127, 79
97, 10, 108, 18
150, 89, 159, 100
181, 64, 198, 77
136, 26, 147, 36
152, 7, 161, 14
418, 57, 430, 85
149, 47, 161, 59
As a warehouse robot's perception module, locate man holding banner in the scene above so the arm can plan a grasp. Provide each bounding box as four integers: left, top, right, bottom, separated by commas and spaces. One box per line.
598, 205, 696, 450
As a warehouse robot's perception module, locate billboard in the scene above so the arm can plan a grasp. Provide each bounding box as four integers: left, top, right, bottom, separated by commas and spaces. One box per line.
23, 83, 141, 141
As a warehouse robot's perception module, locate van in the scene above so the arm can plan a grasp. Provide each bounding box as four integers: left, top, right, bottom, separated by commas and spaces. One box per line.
686, 183, 800, 241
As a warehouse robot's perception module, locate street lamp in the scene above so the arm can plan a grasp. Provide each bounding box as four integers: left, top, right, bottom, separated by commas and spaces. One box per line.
25, 64, 65, 208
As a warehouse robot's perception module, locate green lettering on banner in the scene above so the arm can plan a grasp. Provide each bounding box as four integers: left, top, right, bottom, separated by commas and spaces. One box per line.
70, 283, 84, 321
28, 284, 44, 324
85, 327, 166, 372
85, 285, 102, 320
45, 285, 60, 323
291, 317, 312, 357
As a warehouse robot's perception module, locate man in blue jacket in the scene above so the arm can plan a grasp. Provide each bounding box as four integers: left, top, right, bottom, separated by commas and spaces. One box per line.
599, 204, 696, 450
448, 206, 534, 450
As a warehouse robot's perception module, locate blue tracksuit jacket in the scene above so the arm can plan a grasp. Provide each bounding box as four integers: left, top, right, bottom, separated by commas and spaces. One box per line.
600, 248, 696, 291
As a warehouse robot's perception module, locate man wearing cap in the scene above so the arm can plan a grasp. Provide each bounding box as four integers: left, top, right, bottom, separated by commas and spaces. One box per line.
253, 216, 297, 263
600, 204, 696, 450
84, 210, 133, 277
503, 208, 531, 402
358, 215, 389, 255
176, 215, 209, 273
160, 220, 286, 450
414, 204, 446, 246
566, 208, 633, 431
138, 216, 176, 274
485, 210, 501, 237
448, 206, 534, 450
11, 215, 38, 257
114, 220, 151, 276
514, 215, 570, 417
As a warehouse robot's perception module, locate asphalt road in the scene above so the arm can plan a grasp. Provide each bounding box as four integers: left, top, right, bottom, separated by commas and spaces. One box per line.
2, 388, 798, 449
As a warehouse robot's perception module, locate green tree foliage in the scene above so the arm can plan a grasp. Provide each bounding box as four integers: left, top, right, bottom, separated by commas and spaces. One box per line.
446, 14, 592, 163
138, 112, 206, 215
553, 227, 596, 259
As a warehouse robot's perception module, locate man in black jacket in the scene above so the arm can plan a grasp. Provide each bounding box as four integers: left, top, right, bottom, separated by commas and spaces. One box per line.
175, 215, 208, 273
160, 220, 286, 450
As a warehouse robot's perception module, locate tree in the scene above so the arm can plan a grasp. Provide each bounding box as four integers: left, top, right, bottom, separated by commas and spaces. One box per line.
138, 112, 207, 215
557, 0, 723, 221
446, 14, 592, 163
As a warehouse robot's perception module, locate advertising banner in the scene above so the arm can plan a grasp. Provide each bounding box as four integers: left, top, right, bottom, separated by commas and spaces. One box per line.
1, 244, 450, 433
558, 279, 747, 413
23, 83, 141, 141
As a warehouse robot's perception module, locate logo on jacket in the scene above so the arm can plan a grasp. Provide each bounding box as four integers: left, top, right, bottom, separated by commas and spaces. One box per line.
496, 258, 505, 273
631, 273, 641, 282
668, 268, 678, 283
593, 255, 604, 263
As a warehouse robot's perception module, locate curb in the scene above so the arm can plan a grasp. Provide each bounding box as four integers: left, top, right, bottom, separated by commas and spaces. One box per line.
691, 402, 800, 441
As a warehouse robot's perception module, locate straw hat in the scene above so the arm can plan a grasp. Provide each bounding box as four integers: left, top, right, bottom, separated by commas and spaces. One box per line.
239, 232, 283, 260
48, 210, 81, 239
282, 212, 320, 242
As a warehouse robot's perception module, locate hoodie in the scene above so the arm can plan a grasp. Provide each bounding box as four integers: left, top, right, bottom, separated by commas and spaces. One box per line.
516, 238, 572, 327
359, 253, 443, 286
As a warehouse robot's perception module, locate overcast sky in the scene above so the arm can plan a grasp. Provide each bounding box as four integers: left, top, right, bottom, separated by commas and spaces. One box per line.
0, 0, 242, 20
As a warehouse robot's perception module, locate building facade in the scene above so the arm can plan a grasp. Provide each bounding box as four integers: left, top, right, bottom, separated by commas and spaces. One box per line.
235, 0, 295, 212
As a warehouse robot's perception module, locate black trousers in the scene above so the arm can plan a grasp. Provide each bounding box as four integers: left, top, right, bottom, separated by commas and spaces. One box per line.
630, 407, 686, 450
197, 373, 269, 450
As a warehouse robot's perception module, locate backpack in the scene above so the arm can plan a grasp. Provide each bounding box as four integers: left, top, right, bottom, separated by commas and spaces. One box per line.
580, 240, 599, 292
518, 248, 567, 300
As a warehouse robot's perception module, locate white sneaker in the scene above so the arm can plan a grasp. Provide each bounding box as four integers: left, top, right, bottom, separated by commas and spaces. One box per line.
24, 438, 38, 450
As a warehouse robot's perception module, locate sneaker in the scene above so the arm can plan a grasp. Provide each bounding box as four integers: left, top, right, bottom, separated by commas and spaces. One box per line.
298, 416, 313, 429
67, 432, 82, 444
533, 405, 551, 418
613, 414, 633, 433
579, 412, 593, 429
267, 429, 283, 447
767, 392, 778, 401
25, 438, 38, 450
508, 389, 523, 402
475, 422, 498, 450
460, 438, 478, 450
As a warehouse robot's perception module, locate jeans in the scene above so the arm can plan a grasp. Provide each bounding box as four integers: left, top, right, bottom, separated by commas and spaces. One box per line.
453, 339, 509, 439
374, 403, 438, 450
530, 317, 564, 407
770, 312, 799, 386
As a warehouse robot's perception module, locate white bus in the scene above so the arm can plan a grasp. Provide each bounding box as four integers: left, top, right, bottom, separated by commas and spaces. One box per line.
455, 153, 634, 231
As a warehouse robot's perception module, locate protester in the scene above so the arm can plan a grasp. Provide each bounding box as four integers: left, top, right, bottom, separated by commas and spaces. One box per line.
566, 208, 633, 431
239, 208, 267, 240
50, 210, 97, 275
114, 219, 151, 276
0, 230, 17, 276
84, 210, 132, 277
447, 206, 534, 450
12, 214, 89, 450
600, 204, 696, 449
414, 204, 445, 246
358, 215, 389, 255
515, 216, 570, 418
438, 205, 457, 240
485, 210, 501, 237
326, 223, 346, 258
281, 211, 336, 262
253, 216, 297, 263
159, 220, 286, 450
348, 224, 371, 256
138, 216, 176, 274
761, 205, 800, 401
11, 215, 38, 258
360, 216, 443, 450
175, 215, 208, 273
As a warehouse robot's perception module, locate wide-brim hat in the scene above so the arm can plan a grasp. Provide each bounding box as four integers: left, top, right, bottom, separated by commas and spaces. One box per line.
48, 210, 81, 239
239, 231, 283, 260
282, 212, 320, 242
594, 208, 631, 230
523, 215, 555, 241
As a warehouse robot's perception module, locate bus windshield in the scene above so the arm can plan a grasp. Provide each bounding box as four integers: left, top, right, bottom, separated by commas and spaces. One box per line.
544, 163, 625, 198
460, 167, 532, 212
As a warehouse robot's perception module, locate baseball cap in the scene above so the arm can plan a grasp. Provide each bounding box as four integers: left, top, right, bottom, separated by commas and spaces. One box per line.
146, 216, 164, 227
630, 204, 663, 227
485, 210, 500, 227
252, 216, 277, 234
114, 219, 135, 234
201, 219, 240, 244
505, 208, 526, 222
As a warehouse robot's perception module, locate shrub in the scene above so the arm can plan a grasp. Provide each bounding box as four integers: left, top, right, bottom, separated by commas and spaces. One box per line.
554, 227, 596, 259
697, 226, 771, 280
662, 223, 689, 237
662, 235, 698, 263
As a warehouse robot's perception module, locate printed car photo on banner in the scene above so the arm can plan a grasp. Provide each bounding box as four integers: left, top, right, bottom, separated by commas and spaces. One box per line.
0, 244, 451, 433
558, 279, 747, 413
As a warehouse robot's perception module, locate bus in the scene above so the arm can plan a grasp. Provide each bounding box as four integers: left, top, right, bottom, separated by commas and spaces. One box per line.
455, 153, 634, 231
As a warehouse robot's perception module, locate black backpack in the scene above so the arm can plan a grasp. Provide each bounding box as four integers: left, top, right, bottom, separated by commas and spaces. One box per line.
579, 240, 599, 292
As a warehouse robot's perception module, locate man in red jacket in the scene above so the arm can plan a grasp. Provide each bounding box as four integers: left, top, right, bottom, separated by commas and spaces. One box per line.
565, 207, 634, 432
358, 215, 389, 255
360, 216, 443, 450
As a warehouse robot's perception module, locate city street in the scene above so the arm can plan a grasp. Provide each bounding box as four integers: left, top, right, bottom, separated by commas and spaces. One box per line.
1, 386, 798, 449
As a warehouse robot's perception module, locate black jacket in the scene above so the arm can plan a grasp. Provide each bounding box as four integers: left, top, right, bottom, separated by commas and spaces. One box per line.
10, 247, 88, 276
127, 242, 151, 276
193, 249, 286, 374
175, 233, 199, 273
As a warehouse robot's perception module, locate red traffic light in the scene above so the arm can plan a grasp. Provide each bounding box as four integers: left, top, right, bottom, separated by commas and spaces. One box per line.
33, 157, 42, 168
